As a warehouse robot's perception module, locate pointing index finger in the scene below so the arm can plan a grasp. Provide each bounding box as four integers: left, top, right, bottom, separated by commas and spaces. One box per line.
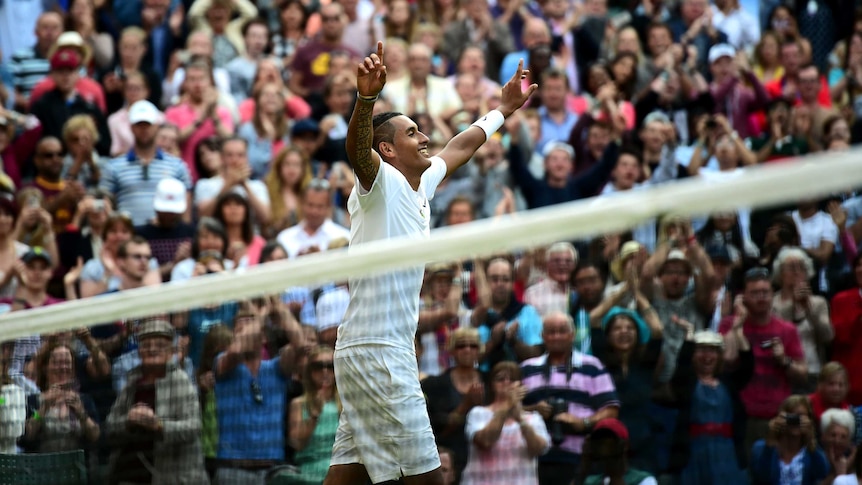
514, 59, 524, 80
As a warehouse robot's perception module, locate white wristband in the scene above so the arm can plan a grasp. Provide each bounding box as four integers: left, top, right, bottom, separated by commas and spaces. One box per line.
471, 110, 505, 141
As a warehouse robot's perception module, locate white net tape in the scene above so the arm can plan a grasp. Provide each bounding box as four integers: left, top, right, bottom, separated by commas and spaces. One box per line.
2, 148, 861, 340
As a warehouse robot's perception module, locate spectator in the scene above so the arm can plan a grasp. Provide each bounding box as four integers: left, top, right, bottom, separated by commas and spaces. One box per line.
286, 346, 340, 484
275, 178, 348, 259
65, 0, 115, 71
170, 216, 232, 283
809, 362, 853, 425
187, 0, 258, 68
498, 18, 552, 85
820, 408, 856, 478
107, 71, 161, 158
29, 31, 109, 115
212, 191, 267, 267
195, 136, 271, 226
9, 11, 63, 111
521, 312, 620, 485
30, 45, 111, 157
213, 307, 303, 482
28, 136, 85, 234
524, 242, 578, 319
417, 263, 465, 376
100, 27, 162, 116
461, 361, 550, 485
0, 340, 26, 453
381, 42, 462, 120
288, 2, 359, 98
264, 146, 312, 237
441, 0, 514, 81
422, 328, 487, 481
771, 247, 833, 392
21, 342, 100, 454
60, 114, 104, 189
135, 177, 195, 280
750, 394, 829, 485
102, 100, 192, 225
831, 254, 862, 404
105, 319, 208, 484
237, 83, 291, 180
155, 123, 181, 158
162, 33, 233, 108
707, 44, 770, 138
719, 268, 807, 454
225, 18, 272, 101
749, 98, 810, 162
164, 59, 234, 180
752, 31, 784, 84
198, 323, 233, 477
473, 258, 544, 370
576, 418, 657, 485
668, 0, 729, 75
669, 328, 753, 483
78, 219, 160, 298
271, 0, 311, 67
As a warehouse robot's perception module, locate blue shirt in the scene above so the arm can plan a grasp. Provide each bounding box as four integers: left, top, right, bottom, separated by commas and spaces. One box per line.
215, 357, 289, 460
188, 302, 238, 368
100, 149, 192, 225
237, 122, 289, 180
477, 304, 543, 371
537, 106, 579, 153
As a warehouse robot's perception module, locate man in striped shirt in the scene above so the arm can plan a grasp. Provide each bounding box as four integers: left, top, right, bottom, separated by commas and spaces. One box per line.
9, 11, 62, 111
521, 311, 620, 485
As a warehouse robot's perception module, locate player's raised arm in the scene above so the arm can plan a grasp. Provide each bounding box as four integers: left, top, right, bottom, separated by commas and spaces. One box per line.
437, 60, 538, 177
346, 41, 387, 191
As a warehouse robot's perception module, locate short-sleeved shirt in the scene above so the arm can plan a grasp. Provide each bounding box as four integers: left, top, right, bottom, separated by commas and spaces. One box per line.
276, 219, 350, 259
215, 358, 289, 460
718, 315, 804, 419
99, 150, 192, 226
521, 353, 619, 461
336, 157, 447, 352
477, 304, 544, 371
187, 303, 238, 368
290, 41, 360, 94
194, 176, 270, 208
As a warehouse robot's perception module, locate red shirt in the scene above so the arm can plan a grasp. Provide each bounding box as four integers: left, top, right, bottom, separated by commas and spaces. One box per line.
765, 75, 832, 108
719, 315, 804, 419
830, 289, 862, 405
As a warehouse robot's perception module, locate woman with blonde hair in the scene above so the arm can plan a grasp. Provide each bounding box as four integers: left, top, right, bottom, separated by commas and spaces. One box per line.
752, 31, 785, 84
264, 146, 313, 237
61, 114, 103, 188
238, 82, 291, 179
286, 346, 340, 485
751, 394, 829, 485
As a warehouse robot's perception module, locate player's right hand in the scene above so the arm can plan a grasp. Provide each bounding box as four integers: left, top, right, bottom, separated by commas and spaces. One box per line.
357, 41, 387, 97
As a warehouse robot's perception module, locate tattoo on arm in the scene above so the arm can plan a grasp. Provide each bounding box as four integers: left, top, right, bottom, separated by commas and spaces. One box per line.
346, 101, 379, 188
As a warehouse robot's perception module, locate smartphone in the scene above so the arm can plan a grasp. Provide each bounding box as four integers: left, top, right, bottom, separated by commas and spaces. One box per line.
27, 195, 40, 208
760, 340, 774, 349
92, 199, 105, 212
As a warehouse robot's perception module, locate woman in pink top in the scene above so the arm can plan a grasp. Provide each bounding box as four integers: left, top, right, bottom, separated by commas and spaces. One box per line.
213, 192, 265, 267
461, 362, 550, 485
237, 59, 311, 124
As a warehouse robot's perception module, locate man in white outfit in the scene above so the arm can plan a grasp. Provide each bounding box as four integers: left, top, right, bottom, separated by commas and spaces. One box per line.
323, 42, 536, 485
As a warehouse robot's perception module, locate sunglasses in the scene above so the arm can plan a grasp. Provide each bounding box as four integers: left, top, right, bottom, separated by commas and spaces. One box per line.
38, 151, 64, 158
310, 361, 334, 372
250, 380, 263, 404
455, 343, 479, 350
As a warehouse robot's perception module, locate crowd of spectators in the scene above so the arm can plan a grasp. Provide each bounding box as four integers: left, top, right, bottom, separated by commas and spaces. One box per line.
1, 0, 862, 484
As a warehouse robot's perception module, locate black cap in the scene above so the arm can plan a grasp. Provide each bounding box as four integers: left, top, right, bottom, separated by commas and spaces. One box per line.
291, 118, 320, 136
21, 246, 52, 266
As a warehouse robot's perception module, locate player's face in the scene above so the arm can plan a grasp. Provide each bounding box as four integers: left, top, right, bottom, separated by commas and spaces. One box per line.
388, 116, 432, 171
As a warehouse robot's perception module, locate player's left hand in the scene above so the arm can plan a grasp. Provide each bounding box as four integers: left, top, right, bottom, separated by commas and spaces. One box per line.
498, 60, 538, 118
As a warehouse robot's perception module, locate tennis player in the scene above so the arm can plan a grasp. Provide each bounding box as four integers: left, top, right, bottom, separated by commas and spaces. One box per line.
323, 41, 536, 485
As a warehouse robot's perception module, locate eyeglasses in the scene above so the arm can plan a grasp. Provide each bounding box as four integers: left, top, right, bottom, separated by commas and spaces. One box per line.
310, 361, 334, 372
455, 343, 479, 350
250, 380, 263, 404
307, 178, 331, 191
126, 253, 152, 261
38, 151, 63, 158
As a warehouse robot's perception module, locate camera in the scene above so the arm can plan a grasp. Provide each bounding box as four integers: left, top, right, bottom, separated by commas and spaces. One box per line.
785, 413, 801, 427
705, 117, 718, 130
549, 397, 568, 446
92, 199, 105, 212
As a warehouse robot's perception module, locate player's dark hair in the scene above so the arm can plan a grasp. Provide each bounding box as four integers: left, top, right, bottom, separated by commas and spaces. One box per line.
372, 112, 403, 153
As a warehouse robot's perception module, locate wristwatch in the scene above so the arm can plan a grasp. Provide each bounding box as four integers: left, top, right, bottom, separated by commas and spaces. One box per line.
583, 417, 594, 432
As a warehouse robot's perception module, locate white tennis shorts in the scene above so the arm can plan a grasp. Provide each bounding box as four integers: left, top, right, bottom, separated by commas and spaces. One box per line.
330, 344, 440, 483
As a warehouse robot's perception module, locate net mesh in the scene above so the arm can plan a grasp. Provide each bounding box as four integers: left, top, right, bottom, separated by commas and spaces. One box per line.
1, 149, 861, 484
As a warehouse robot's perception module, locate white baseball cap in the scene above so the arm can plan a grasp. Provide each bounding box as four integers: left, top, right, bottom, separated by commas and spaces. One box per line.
153, 178, 187, 214
708, 43, 736, 64
129, 100, 163, 125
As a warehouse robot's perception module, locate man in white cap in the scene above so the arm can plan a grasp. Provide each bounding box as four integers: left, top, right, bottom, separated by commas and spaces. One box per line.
101, 100, 192, 225
707, 43, 769, 139
136, 177, 195, 281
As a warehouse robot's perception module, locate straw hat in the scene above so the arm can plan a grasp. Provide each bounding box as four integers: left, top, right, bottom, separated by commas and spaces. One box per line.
610, 241, 643, 282
48, 31, 93, 67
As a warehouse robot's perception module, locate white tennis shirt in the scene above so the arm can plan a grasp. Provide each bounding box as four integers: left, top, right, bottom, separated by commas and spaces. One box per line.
336, 156, 447, 352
